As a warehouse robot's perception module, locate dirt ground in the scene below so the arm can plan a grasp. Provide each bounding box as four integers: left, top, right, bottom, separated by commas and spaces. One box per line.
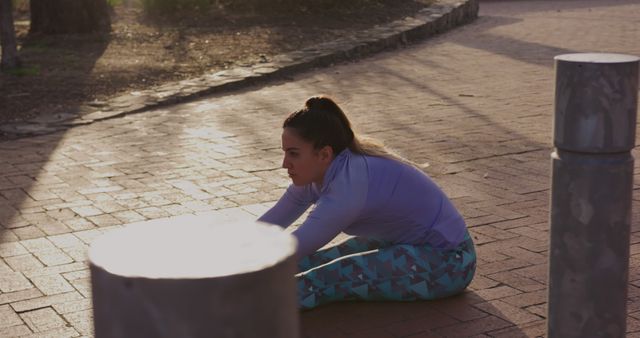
0, 1, 432, 125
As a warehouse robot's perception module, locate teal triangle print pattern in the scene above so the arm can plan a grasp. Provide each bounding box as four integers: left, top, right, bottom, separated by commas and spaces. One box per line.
296, 232, 476, 310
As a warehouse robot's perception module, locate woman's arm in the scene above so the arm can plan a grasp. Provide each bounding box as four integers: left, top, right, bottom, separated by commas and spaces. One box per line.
258, 184, 315, 228
292, 155, 369, 258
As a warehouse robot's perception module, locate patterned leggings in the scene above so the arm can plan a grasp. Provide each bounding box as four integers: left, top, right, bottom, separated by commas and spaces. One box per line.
296, 231, 476, 310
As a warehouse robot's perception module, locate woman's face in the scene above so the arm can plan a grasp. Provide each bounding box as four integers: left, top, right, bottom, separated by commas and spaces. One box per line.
281, 128, 332, 187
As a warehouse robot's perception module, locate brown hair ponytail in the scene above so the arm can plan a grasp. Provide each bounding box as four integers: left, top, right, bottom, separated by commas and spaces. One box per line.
284, 96, 415, 166
283, 96, 353, 155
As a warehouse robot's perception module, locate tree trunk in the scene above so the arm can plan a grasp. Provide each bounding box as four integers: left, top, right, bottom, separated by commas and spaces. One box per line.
30, 0, 111, 34
0, 0, 20, 70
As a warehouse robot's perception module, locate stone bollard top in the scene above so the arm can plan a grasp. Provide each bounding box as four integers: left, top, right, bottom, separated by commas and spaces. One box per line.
553, 52, 640, 153
88, 214, 297, 279
555, 53, 640, 64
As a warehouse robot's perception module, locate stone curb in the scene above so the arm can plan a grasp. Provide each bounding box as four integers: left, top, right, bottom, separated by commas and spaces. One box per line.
0, 0, 478, 139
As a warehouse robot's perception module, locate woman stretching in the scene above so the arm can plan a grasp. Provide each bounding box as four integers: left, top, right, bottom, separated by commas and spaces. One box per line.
259, 96, 476, 310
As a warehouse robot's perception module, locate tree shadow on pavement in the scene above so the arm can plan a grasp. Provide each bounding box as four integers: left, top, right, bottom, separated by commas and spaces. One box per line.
0, 34, 109, 245
285, 59, 551, 172
0, 134, 82, 244
444, 15, 576, 68
468, 0, 640, 68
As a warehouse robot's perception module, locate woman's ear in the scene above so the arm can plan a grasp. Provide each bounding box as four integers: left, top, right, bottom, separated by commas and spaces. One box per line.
319, 146, 334, 163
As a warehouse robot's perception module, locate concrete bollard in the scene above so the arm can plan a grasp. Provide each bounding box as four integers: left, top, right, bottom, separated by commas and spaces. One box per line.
89, 215, 299, 338
548, 53, 639, 338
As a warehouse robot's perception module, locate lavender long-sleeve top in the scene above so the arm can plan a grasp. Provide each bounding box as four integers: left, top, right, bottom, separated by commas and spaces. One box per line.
258, 149, 467, 258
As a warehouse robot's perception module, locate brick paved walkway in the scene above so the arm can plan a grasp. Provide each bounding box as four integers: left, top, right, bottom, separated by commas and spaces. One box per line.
2, 0, 640, 337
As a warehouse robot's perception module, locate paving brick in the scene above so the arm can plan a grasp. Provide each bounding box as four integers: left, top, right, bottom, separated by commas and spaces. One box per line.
73, 229, 106, 245
135, 206, 171, 219
7, 175, 36, 188
60, 246, 89, 263
91, 200, 126, 213
52, 298, 92, 315
121, 198, 151, 209
429, 295, 487, 322
0, 271, 33, 292
0, 304, 24, 328
19, 326, 80, 338
206, 197, 239, 209
111, 210, 146, 223
69, 206, 103, 218
475, 206, 527, 221
434, 315, 514, 337
20, 307, 67, 332
628, 316, 640, 333
476, 258, 532, 275
86, 214, 122, 227
473, 300, 542, 325
0, 203, 19, 220
472, 225, 520, 241
385, 308, 458, 336
526, 304, 546, 319
84, 192, 113, 202
21, 238, 57, 253
5, 254, 45, 271
473, 235, 524, 251
13, 226, 47, 240
140, 194, 173, 207
0, 215, 30, 229
629, 285, 640, 298
23, 262, 87, 279
44, 200, 93, 212
0, 241, 29, 257
45, 209, 78, 222
62, 269, 90, 282
35, 221, 72, 236
11, 291, 85, 313
487, 320, 546, 338
181, 200, 217, 212
0, 288, 43, 305
627, 297, 640, 314
501, 290, 548, 309
467, 275, 500, 291
500, 246, 546, 265
20, 214, 67, 233
61, 218, 96, 232
33, 250, 74, 267
466, 214, 508, 228
160, 203, 194, 216
508, 226, 549, 242
0, 324, 32, 337
486, 271, 545, 293
30, 274, 76, 296
69, 278, 92, 298
1, 189, 31, 204
47, 234, 83, 249
475, 285, 522, 301
512, 264, 548, 285
63, 309, 94, 336
335, 304, 414, 334
470, 229, 497, 247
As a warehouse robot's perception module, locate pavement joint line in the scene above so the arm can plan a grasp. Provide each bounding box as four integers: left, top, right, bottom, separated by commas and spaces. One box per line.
0, 0, 478, 140
448, 147, 549, 164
